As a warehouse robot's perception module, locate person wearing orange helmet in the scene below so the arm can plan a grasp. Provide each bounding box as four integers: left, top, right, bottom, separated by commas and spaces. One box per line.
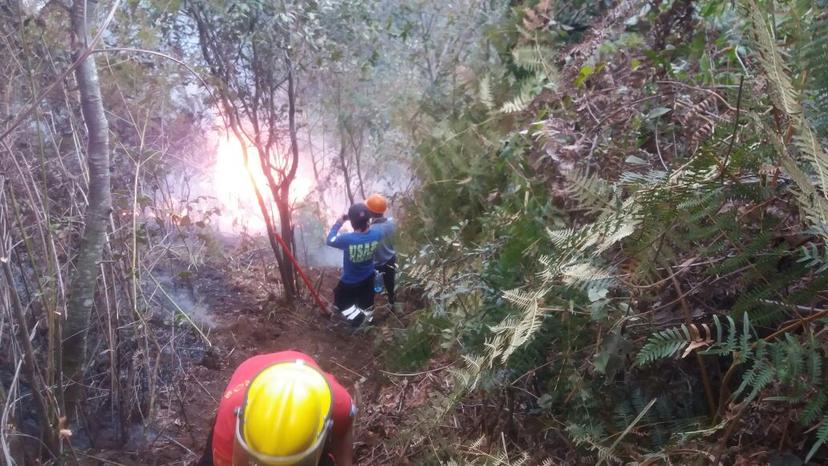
198, 351, 355, 466
365, 193, 397, 307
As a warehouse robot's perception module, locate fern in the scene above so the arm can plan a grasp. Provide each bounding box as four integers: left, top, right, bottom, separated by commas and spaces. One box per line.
806, 416, 828, 462
793, 124, 828, 192
798, 242, 828, 272
636, 314, 747, 365
566, 169, 615, 212
744, 0, 828, 237
511, 45, 554, 74
744, 0, 801, 116
479, 75, 494, 111
635, 326, 694, 366
800, 7, 828, 138
499, 75, 543, 114
810, 340, 824, 384
802, 392, 828, 426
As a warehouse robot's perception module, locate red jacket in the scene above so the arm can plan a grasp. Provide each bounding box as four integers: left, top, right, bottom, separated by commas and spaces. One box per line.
211, 351, 354, 465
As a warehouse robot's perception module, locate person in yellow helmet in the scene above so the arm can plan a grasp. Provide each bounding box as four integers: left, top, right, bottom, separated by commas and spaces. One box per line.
198, 351, 355, 466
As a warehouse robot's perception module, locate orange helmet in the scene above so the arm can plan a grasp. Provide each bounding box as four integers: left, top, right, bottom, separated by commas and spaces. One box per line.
365, 193, 387, 214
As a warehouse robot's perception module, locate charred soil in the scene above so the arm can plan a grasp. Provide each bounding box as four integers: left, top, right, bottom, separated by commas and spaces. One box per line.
78, 260, 394, 465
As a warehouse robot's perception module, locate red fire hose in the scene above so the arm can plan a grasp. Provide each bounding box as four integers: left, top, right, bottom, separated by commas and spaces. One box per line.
271, 232, 330, 315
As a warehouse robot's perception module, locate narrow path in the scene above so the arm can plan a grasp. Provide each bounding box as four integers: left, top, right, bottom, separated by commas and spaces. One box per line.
86, 262, 384, 465
179, 264, 383, 464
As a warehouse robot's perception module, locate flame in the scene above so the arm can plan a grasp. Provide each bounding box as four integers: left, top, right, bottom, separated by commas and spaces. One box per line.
212, 133, 314, 233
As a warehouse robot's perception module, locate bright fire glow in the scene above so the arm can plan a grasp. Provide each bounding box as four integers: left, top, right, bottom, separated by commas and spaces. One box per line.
211, 133, 314, 233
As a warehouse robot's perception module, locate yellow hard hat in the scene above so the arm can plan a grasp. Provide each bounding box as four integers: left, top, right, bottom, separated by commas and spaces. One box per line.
235, 361, 333, 465
365, 193, 387, 214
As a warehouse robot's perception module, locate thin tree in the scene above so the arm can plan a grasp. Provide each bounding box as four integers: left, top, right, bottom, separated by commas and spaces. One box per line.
62, 0, 113, 419
188, 1, 309, 299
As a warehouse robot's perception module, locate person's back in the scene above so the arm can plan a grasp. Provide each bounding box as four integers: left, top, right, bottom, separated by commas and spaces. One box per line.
199, 350, 354, 466
326, 222, 383, 285
326, 203, 390, 324
366, 194, 398, 306
369, 217, 395, 265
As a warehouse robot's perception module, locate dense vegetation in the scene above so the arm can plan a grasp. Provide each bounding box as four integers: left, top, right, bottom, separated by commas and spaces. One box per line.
396, 0, 828, 463
1, 0, 827, 464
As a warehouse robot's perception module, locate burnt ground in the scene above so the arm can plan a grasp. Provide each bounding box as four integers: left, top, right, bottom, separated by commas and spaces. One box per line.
75, 259, 415, 465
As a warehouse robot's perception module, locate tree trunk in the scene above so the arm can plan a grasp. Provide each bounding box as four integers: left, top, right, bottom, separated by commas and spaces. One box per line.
279, 54, 300, 299
63, 0, 112, 414
276, 191, 296, 298
347, 125, 367, 199
338, 127, 355, 205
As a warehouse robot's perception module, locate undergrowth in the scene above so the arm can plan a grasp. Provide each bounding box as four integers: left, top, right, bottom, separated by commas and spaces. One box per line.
394, 0, 828, 463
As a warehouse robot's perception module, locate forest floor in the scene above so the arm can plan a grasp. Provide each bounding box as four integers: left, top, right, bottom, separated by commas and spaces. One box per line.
78, 255, 446, 466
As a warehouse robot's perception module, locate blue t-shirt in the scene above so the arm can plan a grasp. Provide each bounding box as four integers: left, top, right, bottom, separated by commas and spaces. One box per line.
326, 221, 385, 284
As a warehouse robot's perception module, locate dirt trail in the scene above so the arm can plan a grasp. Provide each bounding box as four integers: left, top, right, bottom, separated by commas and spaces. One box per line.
85, 262, 388, 465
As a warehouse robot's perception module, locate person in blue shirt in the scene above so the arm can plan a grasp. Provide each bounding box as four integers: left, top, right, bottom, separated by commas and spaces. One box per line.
365, 193, 397, 306
326, 203, 386, 326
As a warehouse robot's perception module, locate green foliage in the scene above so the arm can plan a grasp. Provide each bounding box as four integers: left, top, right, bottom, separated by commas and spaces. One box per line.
398, 0, 828, 462
808, 416, 828, 462
638, 315, 828, 457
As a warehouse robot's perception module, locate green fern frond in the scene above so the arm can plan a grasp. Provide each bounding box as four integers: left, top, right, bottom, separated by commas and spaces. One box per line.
810, 340, 824, 384
704, 314, 740, 356
637, 314, 750, 366
792, 123, 828, 191
635, 326, 692, 366
781, 334, 805, 383
802, 392, 828, 426
709, 230, 772, 276
797, 243, 828, 273
512, 45, 559, 84
747, 363, 775, 401
619, 170, 668, 188
566, 422, 606, 445
806, 415, 828, 462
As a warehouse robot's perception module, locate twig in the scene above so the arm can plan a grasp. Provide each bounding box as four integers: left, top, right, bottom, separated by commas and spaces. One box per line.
379, 363, 455, 378
1, 260, 54, 445
713, 401, 750, 464
331, 360, 366, 381
762, 307, 828, 343
719, 75, 745, 176
599, 398, 658, 466
161, 433, 196, 455
143, 267, 212, 345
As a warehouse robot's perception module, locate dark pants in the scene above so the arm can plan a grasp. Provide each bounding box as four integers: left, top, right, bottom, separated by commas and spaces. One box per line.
376, 255, 396, 305
334, 275, 374, 312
